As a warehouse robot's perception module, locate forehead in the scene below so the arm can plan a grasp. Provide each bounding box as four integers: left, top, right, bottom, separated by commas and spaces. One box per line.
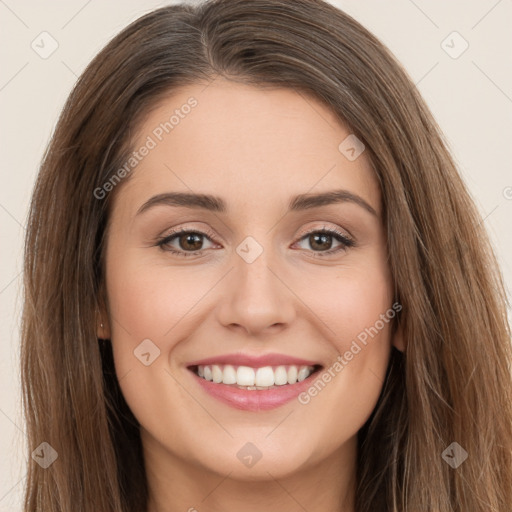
114, 79, 380, 219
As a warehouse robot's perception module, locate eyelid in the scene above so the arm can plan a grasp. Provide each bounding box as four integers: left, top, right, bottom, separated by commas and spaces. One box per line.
158, 224, 218, 243
156, 226, 218, 251
155, 223, 355, 258
295, 223, 352, 241
292, 225, 355, 254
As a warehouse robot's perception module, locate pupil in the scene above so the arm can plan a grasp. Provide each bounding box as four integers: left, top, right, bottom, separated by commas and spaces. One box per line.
181, 233, 202, 250
311, 233, 331, 251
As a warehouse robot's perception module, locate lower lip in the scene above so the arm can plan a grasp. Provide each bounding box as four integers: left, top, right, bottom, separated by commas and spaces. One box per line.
189, 369, 321, 411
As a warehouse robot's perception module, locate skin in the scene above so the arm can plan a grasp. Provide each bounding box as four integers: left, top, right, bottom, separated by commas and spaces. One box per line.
98, 78, 404, 512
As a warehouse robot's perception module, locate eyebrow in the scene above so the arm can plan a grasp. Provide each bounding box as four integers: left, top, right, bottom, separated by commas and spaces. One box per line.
136, 189, 378, 217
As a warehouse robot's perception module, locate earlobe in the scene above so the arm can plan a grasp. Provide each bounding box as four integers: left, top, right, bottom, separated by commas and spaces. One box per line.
97, 319, 111, 340
96, 302, 111, 339
96, 284, 111, 339
392, 323, 405, 352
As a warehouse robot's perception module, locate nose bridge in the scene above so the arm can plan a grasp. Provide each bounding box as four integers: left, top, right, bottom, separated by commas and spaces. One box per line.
215, 233, 295, 335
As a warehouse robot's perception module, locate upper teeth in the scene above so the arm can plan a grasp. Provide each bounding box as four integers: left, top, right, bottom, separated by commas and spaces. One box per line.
196, 364, 315, 387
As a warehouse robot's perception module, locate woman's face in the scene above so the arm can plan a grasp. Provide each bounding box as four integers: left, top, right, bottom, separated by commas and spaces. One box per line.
100, 78, 402, 482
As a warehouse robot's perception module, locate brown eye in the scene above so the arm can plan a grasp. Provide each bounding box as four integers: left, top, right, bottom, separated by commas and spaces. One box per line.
308, 232, 334, 251
156, 229, 217, 257
294, 228, 355, 256
178, 232, 203, 251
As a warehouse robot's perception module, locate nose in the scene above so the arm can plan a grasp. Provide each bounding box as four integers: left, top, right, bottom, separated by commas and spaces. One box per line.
215, 242, 296, 337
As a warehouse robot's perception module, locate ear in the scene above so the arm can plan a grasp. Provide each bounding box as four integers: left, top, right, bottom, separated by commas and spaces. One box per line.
97, 313, 111, 340
392, 322, 405, 352
96, 283, 111, 340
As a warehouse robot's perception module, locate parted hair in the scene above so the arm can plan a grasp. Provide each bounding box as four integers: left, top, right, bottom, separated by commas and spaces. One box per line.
21, 0, 512, 510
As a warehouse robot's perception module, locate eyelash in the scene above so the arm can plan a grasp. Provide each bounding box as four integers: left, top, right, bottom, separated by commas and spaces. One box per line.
155, 226, 355, 259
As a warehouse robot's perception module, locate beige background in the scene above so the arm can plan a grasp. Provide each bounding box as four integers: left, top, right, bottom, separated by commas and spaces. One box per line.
1, 0, 511, 509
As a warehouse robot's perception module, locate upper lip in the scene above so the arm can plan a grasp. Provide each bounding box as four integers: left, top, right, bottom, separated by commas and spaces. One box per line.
186, 352, 322, 368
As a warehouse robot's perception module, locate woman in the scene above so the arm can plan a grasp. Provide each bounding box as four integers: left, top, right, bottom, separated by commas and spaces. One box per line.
21, 0, 512, 510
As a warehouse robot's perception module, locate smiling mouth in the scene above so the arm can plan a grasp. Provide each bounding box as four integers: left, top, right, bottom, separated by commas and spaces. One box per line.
188, 364, 323, 390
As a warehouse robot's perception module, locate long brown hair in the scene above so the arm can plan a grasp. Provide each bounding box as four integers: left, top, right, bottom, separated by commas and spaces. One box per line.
21, 0, 512, 510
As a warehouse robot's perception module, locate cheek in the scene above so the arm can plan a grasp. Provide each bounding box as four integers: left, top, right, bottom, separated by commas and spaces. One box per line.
300, 259, 393, 347
332, 276, 392, 346
293, 295, 393, 461
106, 256, 202, 343
105, 254, 224, 397
104, 259, 196, 436
104, 259, 175, 379
294, 259, 394, 406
